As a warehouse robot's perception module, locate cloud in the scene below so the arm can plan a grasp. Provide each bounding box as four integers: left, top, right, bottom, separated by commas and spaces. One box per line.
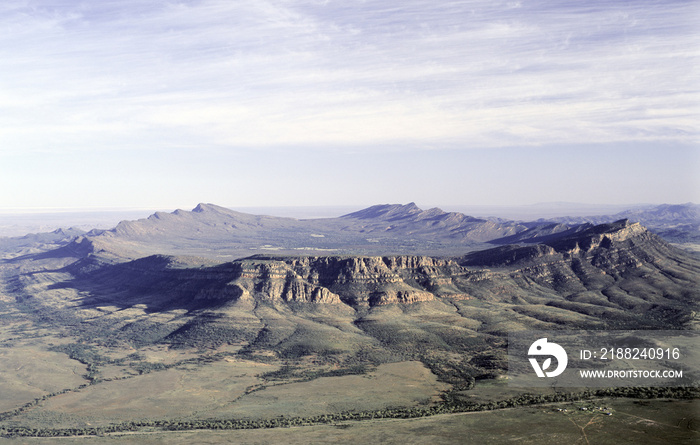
0, 0, 697, 155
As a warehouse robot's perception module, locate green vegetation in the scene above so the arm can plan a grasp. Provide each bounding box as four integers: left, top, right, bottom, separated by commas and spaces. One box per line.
260, 363, 371, 382
0, 386, 695, 438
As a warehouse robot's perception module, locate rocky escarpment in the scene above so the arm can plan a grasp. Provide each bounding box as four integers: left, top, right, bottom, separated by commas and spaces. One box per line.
458, 220, 699, 312
63, 255, 469, 309
462, 220, 663, 267
59, 219, 698, 317
545, 219, 649, 252
206, 255, 477, 306
226, 260, 343, 304
284, 256, 465, 305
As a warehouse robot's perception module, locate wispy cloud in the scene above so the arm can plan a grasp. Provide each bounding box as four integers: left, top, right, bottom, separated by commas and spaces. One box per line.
0, 0, 698, 154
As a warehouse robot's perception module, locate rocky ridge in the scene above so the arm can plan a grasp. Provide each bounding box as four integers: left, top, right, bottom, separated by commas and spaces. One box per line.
59, 219, 697, 320
3, 207, 698, 365
544, 203, 700, 244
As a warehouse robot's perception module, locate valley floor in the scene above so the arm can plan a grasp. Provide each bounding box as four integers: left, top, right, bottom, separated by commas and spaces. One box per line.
4, 398, 697, 445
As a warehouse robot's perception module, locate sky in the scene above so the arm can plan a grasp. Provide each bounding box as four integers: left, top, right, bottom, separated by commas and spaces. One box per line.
1, 0, 698, 211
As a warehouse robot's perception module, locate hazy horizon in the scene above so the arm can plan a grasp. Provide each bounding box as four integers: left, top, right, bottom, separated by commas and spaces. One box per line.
1, 1, 698, 209
0, 200, 692, 238
0, 199, 680, 212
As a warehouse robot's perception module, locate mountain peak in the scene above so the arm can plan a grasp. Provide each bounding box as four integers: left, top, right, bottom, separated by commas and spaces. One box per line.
542, 218, 652, 254
341, 203, 424, 220
192, 203, 225, 213
589, 218, 633, 233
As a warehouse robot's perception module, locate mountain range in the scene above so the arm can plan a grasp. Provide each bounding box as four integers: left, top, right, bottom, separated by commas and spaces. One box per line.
543, 202, 700, 244
11, 202, 694, 264
2, 203, 697, 377
0, 202, 698, 439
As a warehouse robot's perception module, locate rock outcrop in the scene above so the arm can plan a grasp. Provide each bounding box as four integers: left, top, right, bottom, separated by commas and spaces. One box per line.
219, 256, 474, 306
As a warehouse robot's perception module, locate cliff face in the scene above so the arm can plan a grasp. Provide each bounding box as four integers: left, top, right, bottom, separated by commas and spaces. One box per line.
222, 256, 471, 306
227, 260, 344, 304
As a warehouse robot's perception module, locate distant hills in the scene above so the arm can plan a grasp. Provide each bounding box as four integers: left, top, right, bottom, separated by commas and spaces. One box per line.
48, 202, 539, 261
544, 203, 700, 244
544, 202, 699, 225
0, 227, 86, 259
2, 202, 697, 263
64, 202, 697, 261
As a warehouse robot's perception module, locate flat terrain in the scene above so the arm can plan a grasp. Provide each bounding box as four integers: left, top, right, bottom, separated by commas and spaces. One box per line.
5, 398, 697, 445
5, 357, 447, 429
